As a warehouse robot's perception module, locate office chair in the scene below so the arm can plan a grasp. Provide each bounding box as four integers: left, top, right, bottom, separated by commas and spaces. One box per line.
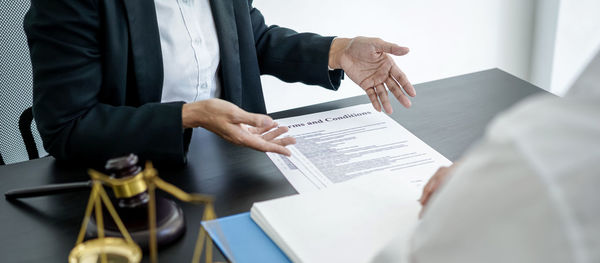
19, 107, 41, 160
0, 0, 47, 165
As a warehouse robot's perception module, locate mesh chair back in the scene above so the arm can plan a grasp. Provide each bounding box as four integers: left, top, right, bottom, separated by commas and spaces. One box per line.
0, 0, 47, 164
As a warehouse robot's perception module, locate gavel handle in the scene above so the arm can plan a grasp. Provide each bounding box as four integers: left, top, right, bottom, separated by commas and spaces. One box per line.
4, 181, 92, 199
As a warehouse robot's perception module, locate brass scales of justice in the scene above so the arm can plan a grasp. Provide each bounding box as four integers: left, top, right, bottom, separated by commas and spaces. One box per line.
66, 154, 230, 263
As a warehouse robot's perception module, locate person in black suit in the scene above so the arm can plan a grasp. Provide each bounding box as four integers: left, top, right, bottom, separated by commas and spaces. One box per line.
24, 0, 416, 165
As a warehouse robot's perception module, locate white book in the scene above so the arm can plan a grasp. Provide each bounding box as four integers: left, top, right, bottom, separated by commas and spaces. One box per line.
251, 173, 424, 263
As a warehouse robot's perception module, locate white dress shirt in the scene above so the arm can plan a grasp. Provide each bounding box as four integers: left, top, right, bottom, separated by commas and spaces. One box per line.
374, 50, 600, 263
154, 0, 221, 103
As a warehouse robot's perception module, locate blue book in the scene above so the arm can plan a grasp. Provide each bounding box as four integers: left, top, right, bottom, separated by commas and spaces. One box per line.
201, 212, 291, 263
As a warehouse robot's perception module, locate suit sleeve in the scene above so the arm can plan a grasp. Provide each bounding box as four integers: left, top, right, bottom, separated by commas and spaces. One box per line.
248, 2, 344, 90
24, 0, 188, 165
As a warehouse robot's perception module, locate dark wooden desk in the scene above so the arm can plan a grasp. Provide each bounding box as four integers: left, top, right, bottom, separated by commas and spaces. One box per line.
0, 69, 545, 262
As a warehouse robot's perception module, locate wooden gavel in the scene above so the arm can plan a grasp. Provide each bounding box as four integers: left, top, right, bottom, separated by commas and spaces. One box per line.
5, 154, 186, 249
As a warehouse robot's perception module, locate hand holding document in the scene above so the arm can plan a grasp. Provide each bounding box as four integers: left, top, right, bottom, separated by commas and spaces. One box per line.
267, 104, 452, 194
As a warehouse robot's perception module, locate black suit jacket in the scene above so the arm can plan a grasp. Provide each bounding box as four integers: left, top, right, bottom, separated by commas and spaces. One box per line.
24, 0, 343, 165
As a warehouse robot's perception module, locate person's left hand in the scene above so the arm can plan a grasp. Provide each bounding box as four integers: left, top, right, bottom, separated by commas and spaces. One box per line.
329, 37, 416, 114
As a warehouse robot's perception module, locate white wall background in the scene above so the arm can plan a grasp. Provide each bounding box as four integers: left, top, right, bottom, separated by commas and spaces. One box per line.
254, 0, 600, 113
547, 0, 600, 95
529, 0, 560, 92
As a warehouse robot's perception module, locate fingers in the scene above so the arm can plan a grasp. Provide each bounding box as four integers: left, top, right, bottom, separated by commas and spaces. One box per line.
385, 78, 411, 109
249, 121, 278, 134
420, 168, 442, 205
225, 123, 294, 156
243, 134, 292, 156
419, 175, 437, 206
375, 84, 393, 114
203, 100, 293, 156
391, 65, 415, 97
234, 110, 274, 128
419, 167, 451, 207
367, 78, 412, 112
420, 176, 441, 206
374, 38, 409, 56
365, 87, 381, 112
273, 136, 296, 146
359, 66, 390, 90
262, 126, 289, 141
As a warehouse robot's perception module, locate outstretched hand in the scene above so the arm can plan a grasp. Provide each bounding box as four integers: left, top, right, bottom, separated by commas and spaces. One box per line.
182, 99, 296, 156
329, 37, 415, 113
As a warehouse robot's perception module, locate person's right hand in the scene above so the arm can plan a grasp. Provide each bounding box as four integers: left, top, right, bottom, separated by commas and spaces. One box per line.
418, 165, 455, 218
182, 99, 296, 156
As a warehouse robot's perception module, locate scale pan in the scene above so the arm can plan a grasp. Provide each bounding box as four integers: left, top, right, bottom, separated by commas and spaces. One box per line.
69, 237, 142, 263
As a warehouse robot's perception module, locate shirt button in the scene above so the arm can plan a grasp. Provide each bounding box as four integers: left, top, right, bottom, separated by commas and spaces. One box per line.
201, 83, 208, 89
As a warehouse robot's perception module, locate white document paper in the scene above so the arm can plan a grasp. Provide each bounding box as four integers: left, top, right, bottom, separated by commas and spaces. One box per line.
267, 104, 452, 194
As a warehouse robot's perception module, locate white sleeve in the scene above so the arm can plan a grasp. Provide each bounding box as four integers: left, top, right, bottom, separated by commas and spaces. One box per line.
374, 93, 600, 263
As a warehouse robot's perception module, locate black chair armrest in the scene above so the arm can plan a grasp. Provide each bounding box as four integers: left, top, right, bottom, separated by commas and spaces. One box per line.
18, 107, 39, 160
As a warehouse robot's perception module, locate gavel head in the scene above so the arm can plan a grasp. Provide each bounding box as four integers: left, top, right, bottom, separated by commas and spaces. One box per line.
104, 154, 149, 208
85, 154, 187, 250
105, 154, 142, 179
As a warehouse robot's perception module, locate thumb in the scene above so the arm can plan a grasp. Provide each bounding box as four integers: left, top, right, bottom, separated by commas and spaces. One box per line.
235, 110, 274, 128
375, 39, 409, 56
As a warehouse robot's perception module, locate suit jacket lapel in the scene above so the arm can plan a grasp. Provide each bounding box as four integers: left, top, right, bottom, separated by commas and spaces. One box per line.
209, 0, 242, 106
122, 0, 164, 104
